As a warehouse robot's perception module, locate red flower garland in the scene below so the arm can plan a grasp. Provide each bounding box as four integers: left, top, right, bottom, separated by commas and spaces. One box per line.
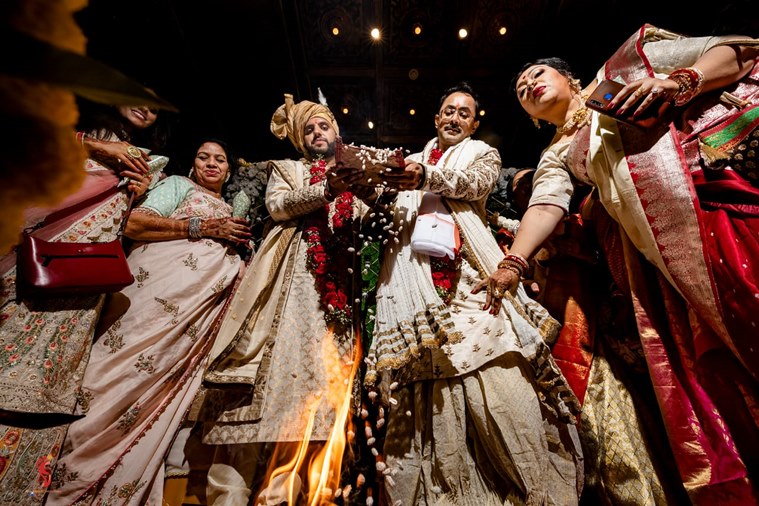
426, 146, 461, 304
428, 147, 443, 166
430, 255, 461, 304
304, 158, 355, 330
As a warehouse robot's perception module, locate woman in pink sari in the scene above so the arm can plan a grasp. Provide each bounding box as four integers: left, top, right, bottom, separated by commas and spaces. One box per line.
0, 103, 167, 504
497, 26, 759, 504
44, 140, 250, 505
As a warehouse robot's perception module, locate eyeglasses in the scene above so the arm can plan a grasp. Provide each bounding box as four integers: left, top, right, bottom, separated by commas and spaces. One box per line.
440, 106, 473, 120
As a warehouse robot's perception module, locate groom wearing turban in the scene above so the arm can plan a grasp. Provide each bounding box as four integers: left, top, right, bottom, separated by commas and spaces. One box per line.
270, 93, 340, 158
201, 93, 362, 506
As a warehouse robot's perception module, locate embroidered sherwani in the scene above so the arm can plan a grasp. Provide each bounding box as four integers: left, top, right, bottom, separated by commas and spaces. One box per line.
202, 159, 358, 444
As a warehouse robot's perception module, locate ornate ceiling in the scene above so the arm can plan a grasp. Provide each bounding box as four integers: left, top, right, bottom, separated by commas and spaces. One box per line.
77, 0, 758, 169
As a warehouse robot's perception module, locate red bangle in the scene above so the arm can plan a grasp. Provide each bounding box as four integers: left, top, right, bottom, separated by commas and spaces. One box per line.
76, 131, 86, 146
505, 253, 529, 270
668, 67, 704, 106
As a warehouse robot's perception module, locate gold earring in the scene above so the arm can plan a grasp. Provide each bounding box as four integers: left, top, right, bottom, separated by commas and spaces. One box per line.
531, 117, 541, 129
570, 78, 581, 93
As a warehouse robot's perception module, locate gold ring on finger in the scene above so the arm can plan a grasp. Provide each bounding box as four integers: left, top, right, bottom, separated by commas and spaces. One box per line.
126, 146, 142, 159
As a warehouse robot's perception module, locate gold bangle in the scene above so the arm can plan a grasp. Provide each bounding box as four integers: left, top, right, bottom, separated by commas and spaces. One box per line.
497, 259, 524, 278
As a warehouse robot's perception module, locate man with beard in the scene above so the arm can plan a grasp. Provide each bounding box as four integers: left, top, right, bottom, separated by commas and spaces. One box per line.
198, 94, 363, 505
365, 82, 584, 504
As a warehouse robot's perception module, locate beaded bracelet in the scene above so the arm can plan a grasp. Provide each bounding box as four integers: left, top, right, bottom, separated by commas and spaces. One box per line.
188, 217, 203, 239
668, 67, 704, 106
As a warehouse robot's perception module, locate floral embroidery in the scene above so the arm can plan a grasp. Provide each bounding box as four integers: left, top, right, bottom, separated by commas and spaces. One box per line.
116, 404, 142, 434
212, 276, 228, 295
103, 320, 124, 353
101, 479, 146, 505
468, 316, 477, 325
183, 253, 198, 271
304, 158, 355, 332
495, 328, 504, 338
35, 449, 58, 489
135, 354, 156, 374
154, 297, 179, 324
433, 364, 443, 377
61, 194, 127, 243
483, 327, 491, 335
50, 462, 79, 491
184, 323, 199, 342
1, 310, 85, 387
135, 267, 149, 288
75, 388, 94, 413
472, 344, 481, 352
0, 428, 22, 471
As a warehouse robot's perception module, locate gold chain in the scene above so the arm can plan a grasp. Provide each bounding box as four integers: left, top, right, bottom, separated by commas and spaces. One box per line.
556, 94, 590, 135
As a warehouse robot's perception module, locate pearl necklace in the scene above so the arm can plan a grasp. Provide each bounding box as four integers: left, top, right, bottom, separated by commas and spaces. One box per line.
556, 95, 590, 135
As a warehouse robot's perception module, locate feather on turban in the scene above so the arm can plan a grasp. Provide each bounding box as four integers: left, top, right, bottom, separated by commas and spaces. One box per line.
270, 93, 339, 156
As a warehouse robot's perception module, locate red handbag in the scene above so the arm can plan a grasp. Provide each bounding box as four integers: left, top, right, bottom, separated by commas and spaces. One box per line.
16, 190, 136, 297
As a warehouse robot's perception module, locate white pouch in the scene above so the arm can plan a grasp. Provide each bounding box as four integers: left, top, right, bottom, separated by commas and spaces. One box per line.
410, 192, 460, 259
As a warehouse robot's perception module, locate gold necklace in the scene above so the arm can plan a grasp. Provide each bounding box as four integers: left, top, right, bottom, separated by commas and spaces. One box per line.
556, 94, 590, 135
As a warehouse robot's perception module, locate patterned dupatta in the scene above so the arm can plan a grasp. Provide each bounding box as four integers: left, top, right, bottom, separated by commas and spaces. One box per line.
586, 25, 759, 502
596, 25, 729, 344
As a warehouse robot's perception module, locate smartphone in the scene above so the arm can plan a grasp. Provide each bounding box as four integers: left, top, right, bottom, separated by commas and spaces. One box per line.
585, 80, 668, 127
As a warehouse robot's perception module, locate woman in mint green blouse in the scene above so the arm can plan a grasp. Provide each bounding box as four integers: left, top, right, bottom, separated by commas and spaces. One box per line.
48, 140, 248, 505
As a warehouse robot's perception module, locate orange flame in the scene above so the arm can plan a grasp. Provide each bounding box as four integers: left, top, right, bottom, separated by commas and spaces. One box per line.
258, 329, 361, 505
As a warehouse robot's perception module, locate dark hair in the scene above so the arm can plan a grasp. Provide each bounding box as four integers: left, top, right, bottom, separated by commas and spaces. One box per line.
76, 99, 172, 152
511, 57, 576, 95
192, 137, 238, 174
439, 81, 481, 116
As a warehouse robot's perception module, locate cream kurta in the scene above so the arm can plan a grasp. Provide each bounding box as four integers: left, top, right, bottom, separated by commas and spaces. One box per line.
372, 137, 583, 506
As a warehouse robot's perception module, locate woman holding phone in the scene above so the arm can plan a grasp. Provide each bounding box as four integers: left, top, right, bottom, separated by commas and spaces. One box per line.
500, 25, 759, 504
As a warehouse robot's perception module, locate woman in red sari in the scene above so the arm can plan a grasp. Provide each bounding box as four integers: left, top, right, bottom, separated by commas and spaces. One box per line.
493, 25, 759, 504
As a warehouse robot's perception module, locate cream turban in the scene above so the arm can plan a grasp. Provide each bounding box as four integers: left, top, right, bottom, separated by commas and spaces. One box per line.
270, 93, 340, 156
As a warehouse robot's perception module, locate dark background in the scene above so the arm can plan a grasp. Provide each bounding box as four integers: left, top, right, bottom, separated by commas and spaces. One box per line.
75, 0, 759, 173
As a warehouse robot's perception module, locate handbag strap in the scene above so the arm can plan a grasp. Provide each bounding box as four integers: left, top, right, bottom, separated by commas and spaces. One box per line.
30, 185, 135, 239
31, 185, 118, 232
